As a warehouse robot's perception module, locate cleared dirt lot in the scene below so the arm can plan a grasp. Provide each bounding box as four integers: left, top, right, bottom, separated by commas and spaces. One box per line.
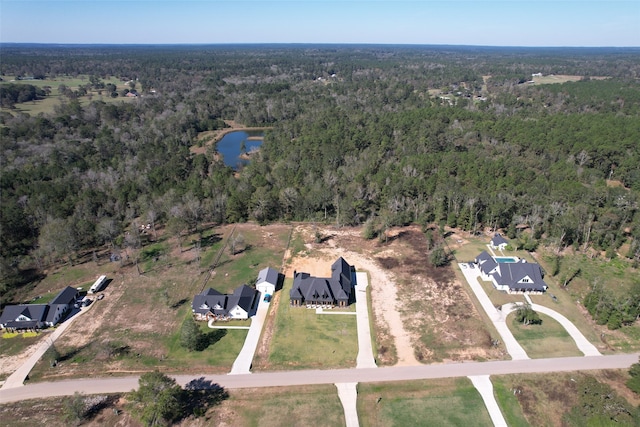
279, 224, 499, 365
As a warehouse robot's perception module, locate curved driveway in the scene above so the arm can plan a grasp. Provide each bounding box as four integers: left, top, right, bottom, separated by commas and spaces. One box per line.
1, 353, 637, 404
502, 303, 601, 357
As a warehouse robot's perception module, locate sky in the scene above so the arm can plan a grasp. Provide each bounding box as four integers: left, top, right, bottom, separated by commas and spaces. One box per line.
1, 0, 639, 47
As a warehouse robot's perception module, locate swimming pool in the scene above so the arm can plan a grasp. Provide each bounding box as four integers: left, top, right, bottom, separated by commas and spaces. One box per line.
494, 256, 519, 263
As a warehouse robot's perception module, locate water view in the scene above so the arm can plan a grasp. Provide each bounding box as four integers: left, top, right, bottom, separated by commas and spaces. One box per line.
216, 130, 264, 169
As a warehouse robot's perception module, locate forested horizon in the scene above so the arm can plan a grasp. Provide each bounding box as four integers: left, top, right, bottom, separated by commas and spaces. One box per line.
1, 45, 639, 300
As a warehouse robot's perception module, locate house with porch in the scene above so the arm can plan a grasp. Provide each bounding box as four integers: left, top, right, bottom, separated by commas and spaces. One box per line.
0, 285, 81, 331
290, 257, 354, 308
475, 251, 547, 294
0, 304, 49, 331
192, 284, 259, 321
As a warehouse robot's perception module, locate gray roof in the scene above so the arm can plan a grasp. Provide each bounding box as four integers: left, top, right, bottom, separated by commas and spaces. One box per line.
257, 267, 279, 286
192, 285, 258, 317
0, 304, 49, 329
491, 234, 509, 246
493, 262, 547, 292
192, 288, 227, 316
227, 285, 259, 312
475, 251, 498, 276
50, 286, 79, 306
290, 258, 353, 305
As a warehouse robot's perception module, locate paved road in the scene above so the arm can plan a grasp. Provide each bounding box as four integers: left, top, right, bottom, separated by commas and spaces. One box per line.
2, 353, 637, 404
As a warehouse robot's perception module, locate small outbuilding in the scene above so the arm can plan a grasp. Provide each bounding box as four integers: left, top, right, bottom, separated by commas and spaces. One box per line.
490, 233, 509, 250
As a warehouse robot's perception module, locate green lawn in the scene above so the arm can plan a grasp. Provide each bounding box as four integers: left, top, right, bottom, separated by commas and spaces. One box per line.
358, 378, 494, 427
508, 312, 582, 358
268, 278, 358, 369
215, 385, 345, 427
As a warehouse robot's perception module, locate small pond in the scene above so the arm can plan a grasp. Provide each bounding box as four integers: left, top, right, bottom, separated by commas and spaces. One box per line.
216, 130, 264, 169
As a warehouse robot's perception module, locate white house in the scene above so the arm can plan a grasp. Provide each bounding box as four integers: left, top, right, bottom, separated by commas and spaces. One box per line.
256, 267, 279, 296
191, 284, 259, 320
474, 251, 547, 294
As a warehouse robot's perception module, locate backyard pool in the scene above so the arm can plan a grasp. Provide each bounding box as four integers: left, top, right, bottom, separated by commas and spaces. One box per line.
494, 256, 519, 263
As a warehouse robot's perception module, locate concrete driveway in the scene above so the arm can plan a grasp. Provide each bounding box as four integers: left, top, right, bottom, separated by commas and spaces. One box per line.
229, 294, 270, 375
459, 264, 529, 360
355, 272, 376, 369
502, 302, 601, 356
1, 303, 94, 389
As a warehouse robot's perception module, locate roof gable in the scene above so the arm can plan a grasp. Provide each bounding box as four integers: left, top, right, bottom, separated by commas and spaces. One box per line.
491, 234, 509, 246
257, 267, 279, 286
50, 286, 79, 305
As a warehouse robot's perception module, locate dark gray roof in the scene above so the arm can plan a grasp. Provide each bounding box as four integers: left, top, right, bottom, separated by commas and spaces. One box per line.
50, 286, 79, 306
290, 258, 353, 305
227, 285, 258, 312
475, 251, 498, 276
192, 285, 258, 316
0, 304, 49, 329
257, 267, 279, 286
491, 234, 509, 246
192, 288, 227, 316
493, 262, 547, 292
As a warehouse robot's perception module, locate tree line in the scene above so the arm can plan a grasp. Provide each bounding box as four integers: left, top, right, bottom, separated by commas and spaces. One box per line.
1, 45, 639, 314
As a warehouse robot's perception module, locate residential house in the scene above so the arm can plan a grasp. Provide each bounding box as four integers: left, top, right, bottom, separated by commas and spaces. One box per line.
290, 257, 354, 308
490, 233, 509, 250
0, 304, 49, 331
192, 284, 259, 321
45, 286, 80, 327
256, 267, 279, 296
474, 251, 547, 294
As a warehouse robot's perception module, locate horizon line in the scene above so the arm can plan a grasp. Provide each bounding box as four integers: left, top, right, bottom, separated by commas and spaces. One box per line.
1, 42, 640, 50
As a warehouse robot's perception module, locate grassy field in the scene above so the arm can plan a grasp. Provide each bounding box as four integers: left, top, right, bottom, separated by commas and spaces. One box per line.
7, 223, 291, 382
491, 371, 640, 426
267, 278, 358, 370
0, 384, 344, 427
0, 75, 139, 116
358, 378, 493, 427
210, 385, 345, 427
509, 313, 582, 358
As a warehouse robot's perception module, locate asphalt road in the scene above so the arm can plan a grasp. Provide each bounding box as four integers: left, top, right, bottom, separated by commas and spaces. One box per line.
1, 353, 637, 404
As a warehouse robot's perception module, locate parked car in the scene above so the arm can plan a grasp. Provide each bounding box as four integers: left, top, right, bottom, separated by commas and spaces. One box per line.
97, 294, 105, 300
263, 294, 272, 303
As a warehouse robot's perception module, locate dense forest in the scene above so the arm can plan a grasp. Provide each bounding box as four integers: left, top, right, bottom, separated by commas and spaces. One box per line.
1, 45, 640, 314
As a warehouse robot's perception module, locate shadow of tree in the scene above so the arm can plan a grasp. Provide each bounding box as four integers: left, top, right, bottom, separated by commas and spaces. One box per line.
182, 378, 229, 419
200, 233, 222, 249
85, 394, 121, 421
58, 341, 93, 362
171, 298, 188, 309
197, 329, 227, 351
